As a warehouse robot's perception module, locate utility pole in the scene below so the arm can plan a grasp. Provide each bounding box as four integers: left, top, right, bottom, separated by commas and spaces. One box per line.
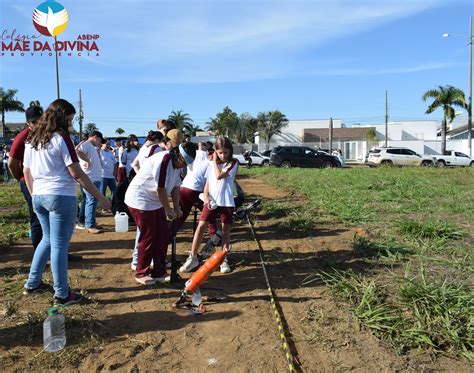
385, 90, 389, 147
468, 16, 472, 157
328, 117, 333, 152
79, 89, 83, 139
54, 36, 60, 99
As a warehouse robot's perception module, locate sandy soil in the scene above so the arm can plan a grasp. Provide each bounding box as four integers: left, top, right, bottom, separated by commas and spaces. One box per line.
0, 176, 470, 372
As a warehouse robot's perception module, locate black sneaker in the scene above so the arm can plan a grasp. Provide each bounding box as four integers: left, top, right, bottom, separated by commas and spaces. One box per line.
54, 291, 83, 306
68, 254, 83, 262
23, 281, 50, 295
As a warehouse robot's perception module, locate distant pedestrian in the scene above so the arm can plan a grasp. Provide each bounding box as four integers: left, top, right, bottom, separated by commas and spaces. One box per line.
122, 135, 140, 180
2, 145, 10, 182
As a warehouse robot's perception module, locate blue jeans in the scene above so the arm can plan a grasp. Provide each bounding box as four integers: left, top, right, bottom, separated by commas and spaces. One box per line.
132, 227, 140, 266
101, 177, 116, 202
25, 195, 77, 299
78, 180, 101, 228
19, 180, 42, 249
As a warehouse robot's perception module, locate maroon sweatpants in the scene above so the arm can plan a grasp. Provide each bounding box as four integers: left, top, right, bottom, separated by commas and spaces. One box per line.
175, 187, 218, 237
128, 206, 169, 278
116, 167, 127, 183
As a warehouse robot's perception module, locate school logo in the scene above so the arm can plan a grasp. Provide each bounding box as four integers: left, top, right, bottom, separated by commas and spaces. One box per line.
32, 1, 69, 37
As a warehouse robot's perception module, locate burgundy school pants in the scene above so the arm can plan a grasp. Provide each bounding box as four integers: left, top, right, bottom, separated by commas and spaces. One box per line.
128, 206, 169, 278
116, 167, 127, 183
175, 187, 218, 237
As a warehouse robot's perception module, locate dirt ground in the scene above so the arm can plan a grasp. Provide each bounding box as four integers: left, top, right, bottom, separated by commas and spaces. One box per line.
0, 177, 471, 372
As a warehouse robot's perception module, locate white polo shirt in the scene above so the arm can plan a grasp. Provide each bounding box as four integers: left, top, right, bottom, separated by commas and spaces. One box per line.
206, 159, 238, 207
23, 133, 79, 197
125, 151, 182, 211
78, 140, 102, 182
136, 143, 162, 168
181, 159, 210, 192
195, 149, 208, 162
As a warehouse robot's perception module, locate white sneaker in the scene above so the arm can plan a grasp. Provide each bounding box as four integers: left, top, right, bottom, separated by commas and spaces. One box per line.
220, 258, 231, 273
179, 255, 199, 273
131, 263, 136, 271
75, 223, 86, 230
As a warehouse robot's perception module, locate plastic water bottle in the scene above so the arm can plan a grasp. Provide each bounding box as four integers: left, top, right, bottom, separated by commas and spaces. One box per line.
114, 212, 129, 232
43, 307, 66, 352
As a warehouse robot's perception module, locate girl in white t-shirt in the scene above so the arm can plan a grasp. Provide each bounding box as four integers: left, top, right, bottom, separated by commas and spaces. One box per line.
180, 136, 238, 273
22, 99, 111, 306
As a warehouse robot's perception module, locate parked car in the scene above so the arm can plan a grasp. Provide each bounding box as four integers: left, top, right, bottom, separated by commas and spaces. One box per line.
434, 150, 473, 167
367, 147, 435, 167
269, 146, 341, 168
234, 151, 270, 166
261, 150, 272, 157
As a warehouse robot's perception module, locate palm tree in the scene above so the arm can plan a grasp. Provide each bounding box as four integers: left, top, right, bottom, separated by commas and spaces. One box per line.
257, 110, 289, 150
84, 122, 98, 135
0, 88, 25, 139
168, 110, 193, 131
235, 113, 257, 144
183, 123, 203, 136
422, 85, 467, 154
29, 100, 41, 107
115, 127, 125, 136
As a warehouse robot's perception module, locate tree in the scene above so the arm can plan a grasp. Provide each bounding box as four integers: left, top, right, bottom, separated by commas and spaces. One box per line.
206, 106, 239, 138
183, 123, 203, 136
235, 113, 257, 144
115, 127, 125, 136
257, 110, 289, 150
422, 85, 467, 154
0, 88, 25, 139
29, 100, 41, 107
167, 110, 193, 131
84, 122, 98, 135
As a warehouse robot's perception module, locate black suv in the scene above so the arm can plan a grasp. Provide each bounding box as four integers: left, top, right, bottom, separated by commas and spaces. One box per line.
270, 146, 341, 168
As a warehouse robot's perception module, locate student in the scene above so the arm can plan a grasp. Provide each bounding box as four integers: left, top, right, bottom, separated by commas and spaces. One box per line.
100, 138, 117, 203
125, 129, 189, 285
116, 140, 127, 183
122, 135, 140, 180
76, 130, 104, 234
8, 106, 44, 248
129, 130, 164, 271
180, 136, 238, 273
8, 105, 82, 262
22, 99, 111, 305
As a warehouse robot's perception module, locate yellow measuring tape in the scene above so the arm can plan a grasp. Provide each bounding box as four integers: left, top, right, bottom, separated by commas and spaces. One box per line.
247, 216, 298, 373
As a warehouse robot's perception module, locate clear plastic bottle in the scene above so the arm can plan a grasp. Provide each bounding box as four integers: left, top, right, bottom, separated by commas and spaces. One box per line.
43, 307, 66, 352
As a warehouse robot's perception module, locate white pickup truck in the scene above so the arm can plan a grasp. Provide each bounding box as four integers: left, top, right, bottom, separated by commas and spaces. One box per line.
435, 150, 473, 167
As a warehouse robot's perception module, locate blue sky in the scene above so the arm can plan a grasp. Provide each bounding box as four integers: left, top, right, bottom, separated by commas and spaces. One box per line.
1, 0, 472, 136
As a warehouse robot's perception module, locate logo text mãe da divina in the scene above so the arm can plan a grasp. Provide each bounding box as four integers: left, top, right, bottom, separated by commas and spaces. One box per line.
2, 40, 99, 52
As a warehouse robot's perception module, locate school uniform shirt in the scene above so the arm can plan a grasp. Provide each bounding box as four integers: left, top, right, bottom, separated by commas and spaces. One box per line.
206, 159, 238, 207
181, 159, 210, 192
78, 140, 102, 182
195, 149, 208, 162
136, 143, 162, 168
125, 151, 182, 211
100, 149, 117, 179
9, 127, 30, 180
122, 148, 139, 177
23, 133, 79, 196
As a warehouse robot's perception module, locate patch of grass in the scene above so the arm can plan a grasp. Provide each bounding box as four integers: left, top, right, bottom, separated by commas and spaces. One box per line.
399, 267, 474, 361
352, 235, 413, 261
397, 219, 465, 241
